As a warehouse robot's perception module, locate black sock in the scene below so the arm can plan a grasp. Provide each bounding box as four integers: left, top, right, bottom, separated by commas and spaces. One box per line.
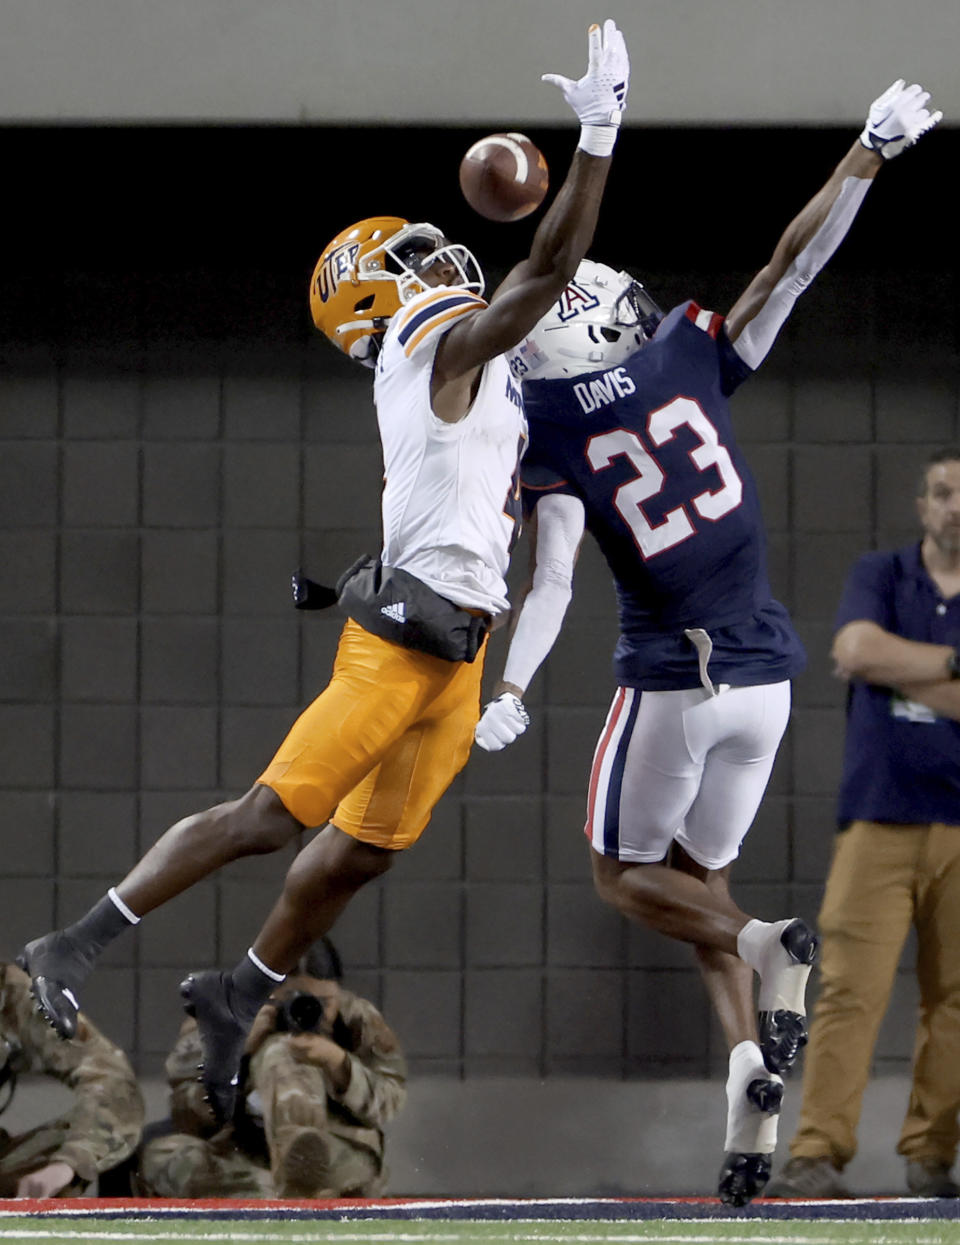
228, 951, 284, 1025
64, 892, 137, 959
29, 892, 139, 991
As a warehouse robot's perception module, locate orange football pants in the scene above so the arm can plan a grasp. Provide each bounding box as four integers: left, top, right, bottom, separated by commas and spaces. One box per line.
258, 619, 485, 850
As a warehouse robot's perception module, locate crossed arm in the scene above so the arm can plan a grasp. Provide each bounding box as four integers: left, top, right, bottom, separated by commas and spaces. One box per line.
832, 620, 960, 721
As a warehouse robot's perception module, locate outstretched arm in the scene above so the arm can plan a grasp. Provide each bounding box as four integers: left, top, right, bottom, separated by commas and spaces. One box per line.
433, 20, 628, 401
475, 493, 586, 751
726, 79, 941, 367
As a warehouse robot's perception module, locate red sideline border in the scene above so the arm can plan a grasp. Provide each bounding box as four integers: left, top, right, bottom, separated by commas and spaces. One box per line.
1, 1196, 959, 1222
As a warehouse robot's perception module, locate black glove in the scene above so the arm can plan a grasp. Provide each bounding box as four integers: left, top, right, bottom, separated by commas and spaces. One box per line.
292, 571, 338, 611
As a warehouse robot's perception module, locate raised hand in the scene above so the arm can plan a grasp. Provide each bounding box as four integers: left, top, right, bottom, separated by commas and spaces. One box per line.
542, 19, 629, 156
860, 79, 942, 159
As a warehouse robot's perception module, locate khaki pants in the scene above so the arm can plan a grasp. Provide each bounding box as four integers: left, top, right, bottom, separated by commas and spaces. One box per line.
791, 820, 960, 1169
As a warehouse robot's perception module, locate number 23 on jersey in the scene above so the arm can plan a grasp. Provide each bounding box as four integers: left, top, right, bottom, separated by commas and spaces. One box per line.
587, 396, 743, 559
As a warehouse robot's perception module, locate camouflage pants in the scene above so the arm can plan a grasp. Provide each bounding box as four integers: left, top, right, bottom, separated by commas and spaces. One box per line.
140, 1035, 382, 1198
0, 1123, 89, 1198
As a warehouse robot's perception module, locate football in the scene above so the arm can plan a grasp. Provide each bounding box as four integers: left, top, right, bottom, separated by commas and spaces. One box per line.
459, 132, 549, 223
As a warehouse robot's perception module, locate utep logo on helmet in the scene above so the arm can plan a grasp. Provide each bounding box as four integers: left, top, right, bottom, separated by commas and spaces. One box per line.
316, 242, 360, 304
557, 280, 600, 322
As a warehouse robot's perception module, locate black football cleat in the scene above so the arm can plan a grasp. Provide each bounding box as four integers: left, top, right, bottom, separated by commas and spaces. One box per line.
758, 918, 819, 1075
780, 917, 820, 966
180, 970, 247, 1127
718, 1151, 772, 1207
759, 1009, 809, 1075
746, 1076, 784, 1115
16, 932, 89, 1040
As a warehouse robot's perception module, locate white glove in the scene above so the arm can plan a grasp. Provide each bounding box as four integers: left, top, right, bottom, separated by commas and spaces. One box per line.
859, 79, 942, 159
542, 19, 629, 157
474, 693, 531, 752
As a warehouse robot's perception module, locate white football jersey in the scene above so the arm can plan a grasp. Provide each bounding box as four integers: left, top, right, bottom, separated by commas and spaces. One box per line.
373, 286, 527, 615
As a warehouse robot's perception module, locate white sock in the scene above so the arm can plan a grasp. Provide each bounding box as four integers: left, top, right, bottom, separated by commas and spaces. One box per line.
737, 918, 810, 1015
736, 918, 777, 970
724, 1039, 782, 1154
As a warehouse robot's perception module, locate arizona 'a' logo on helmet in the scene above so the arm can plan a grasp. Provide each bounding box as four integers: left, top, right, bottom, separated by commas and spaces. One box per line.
310, 217, 484, 368
507, 260, 664, 382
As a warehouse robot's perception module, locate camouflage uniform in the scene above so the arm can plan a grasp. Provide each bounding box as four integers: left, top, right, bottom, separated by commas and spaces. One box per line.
139, 984, 407, 1198
0, 962, 144, 1197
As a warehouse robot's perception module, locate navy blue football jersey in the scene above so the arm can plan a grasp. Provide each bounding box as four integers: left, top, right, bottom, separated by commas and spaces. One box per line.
521, 301, 806, 690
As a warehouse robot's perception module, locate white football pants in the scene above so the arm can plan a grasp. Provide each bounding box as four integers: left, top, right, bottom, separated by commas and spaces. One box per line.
585, 681, 791, 870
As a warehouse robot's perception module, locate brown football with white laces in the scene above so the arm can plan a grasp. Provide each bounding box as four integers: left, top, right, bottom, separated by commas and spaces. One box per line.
459, 132, 549, 223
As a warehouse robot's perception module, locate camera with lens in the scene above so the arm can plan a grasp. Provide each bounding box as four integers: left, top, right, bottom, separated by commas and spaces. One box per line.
274, 991, 327, 1036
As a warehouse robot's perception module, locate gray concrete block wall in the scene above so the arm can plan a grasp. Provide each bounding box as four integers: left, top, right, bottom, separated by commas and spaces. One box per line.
1, 272, 958, 1084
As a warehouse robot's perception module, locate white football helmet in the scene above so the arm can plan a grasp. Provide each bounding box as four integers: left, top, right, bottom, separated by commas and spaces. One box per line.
508, 260, 663, 381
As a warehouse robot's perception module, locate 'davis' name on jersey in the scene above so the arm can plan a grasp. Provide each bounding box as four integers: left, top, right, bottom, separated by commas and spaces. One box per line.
573, 366, 636, 414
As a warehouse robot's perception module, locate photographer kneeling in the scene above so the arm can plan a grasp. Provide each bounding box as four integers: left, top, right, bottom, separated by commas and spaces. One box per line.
138, 939, 406, 1199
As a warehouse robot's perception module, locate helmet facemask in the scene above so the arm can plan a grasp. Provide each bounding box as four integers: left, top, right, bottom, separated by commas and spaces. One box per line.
377, 225, 485, 301
310, 218, 484, 368
508, 260, 664, 382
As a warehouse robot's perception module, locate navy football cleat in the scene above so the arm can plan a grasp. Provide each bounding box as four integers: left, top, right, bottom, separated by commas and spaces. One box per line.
180, 970, 247, 1126
718, 1151, 772, 1207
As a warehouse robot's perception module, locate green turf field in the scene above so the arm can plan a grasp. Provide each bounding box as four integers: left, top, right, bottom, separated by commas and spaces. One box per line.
0, 1218, 958, 1245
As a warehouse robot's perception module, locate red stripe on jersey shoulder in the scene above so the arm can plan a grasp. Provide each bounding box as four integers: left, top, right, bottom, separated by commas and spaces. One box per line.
684, 302, 724, 339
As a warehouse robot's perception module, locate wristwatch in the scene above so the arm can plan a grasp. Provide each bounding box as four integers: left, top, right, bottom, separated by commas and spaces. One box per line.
948, 648, 960, 680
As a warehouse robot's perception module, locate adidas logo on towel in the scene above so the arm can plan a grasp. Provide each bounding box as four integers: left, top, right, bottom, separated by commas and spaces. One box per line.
381, 601, 406, 623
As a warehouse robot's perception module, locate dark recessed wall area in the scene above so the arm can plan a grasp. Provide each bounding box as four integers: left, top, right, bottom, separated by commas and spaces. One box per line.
1, 124, 957, 1075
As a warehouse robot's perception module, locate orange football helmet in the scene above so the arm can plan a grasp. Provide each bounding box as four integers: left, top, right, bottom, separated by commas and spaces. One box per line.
309, 217, 484, 367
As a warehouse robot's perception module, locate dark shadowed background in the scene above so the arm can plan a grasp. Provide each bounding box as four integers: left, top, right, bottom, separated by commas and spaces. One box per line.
2, 120, 956, 1083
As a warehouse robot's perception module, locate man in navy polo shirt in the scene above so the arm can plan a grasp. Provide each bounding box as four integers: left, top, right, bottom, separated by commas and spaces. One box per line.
769, 447, 960, 1199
